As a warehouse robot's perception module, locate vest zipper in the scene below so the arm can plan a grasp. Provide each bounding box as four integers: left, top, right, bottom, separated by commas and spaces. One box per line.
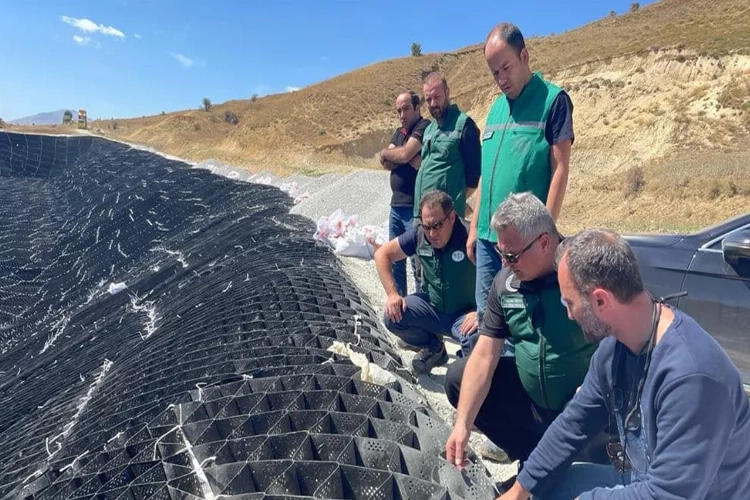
438, 251, 446, 310
539, 334, 549, 409
486, 112, 513, 233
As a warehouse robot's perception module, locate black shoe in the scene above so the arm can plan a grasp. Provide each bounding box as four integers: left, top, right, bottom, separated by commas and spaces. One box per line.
412, 344, 449, 374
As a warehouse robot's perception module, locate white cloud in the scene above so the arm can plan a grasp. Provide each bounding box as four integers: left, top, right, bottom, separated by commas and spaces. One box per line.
61, 16, 126, 38
72, 35, 101, 48
169, 52, 194, 68
134, 33, 142, 39
285, 86, 301, 92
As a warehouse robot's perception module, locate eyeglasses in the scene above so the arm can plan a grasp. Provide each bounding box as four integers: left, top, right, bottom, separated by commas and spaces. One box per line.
495, 233, 544, 264
421, 212, 451, 232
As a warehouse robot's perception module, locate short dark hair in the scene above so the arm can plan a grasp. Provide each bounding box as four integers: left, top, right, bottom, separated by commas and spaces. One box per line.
419, 189, 453, 216
424, 71, 448, 90
408, 90, 420, 108
555, 228, 645, 303
485, 23, 526, 56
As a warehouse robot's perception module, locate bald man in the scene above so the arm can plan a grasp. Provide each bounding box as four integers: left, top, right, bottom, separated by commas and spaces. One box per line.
378, 91, 430, 296
413, 72, 481, 222
469, 22, 575, 327
468, 22, 575, 464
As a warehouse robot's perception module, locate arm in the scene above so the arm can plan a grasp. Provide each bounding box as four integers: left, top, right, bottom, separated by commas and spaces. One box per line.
374, 237, 408, 297
460, 118, 481, 217
446, 334, 504, 469
409, 154, 422, 169
546, 140, 570, 222
545, 92, 574, 221
446, 276, 507, 468
379, 143, 397, 170
505, 344, 612, 499
467, 179, 481, 263
578, 375, 737, 500
380, 137, 423, 165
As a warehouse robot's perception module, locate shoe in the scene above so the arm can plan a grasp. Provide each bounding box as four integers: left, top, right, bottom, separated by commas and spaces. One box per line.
396, 338, 421, 352
411, 344, 449, 374
479, 438, 511, 464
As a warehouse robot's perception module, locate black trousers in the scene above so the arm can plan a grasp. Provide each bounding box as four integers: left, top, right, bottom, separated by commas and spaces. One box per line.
445, 355, 561, 462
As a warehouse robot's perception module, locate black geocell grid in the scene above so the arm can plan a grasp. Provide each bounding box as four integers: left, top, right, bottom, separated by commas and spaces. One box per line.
0, 132, 496, 500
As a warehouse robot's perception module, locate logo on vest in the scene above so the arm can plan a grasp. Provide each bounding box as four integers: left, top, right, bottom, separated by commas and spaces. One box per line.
505, 274, 519, 292
451, 250, 465, 262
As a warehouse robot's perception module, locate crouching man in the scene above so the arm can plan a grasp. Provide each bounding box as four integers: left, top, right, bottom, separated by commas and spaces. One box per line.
375, 189, 478, 375
445, 193, 596, 468
498, 228, 750, 499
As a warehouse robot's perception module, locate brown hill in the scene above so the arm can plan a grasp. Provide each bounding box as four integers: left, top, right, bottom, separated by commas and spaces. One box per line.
17, 0, 750, 231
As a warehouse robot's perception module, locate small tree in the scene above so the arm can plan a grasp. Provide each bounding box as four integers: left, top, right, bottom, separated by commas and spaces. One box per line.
411, 42, 422, 57
0, 117, 5, 128
610, 10, 617, 16
251, 94, 258, 102
62, 110, 73, 124
202, 97, 212, 111
630, 2, 640, 12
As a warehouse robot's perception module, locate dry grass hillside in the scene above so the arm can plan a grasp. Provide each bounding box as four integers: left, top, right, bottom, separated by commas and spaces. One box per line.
11, 0, 750, 232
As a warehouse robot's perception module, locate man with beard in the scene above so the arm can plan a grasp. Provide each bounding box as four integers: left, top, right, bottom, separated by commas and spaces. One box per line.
378, 91, 431, 297
444, 192, 596, 471
414, 72, 481, 222
498, 229, 750, 500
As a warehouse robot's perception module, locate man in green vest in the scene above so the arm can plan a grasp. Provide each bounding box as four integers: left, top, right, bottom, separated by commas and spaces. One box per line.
468, 23, 574, 328
374, 190, 477, 375
444, 192, 595, 469
414, 72, 481, 221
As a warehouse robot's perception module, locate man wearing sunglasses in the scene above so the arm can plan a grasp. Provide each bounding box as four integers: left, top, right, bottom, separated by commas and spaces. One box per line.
445, 193, 595, 476
374, 190, 477, 375
499, 229, 750, 500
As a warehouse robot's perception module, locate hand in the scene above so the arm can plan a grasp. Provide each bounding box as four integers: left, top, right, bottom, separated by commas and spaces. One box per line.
384, 294, 406, 322
497, 481, 530, 500
445, 425, 471, 471
460, 311, 478, 336
467, 226, 478, 264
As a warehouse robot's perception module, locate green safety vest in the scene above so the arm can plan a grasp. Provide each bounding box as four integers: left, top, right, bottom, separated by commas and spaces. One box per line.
497, 268, 596, 411
415, 222, 476, 316
477, 73, 562, 242
414, 104, 469, 219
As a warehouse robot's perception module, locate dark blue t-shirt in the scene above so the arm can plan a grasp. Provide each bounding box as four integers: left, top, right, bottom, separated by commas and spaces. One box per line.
518, 308, 750, 499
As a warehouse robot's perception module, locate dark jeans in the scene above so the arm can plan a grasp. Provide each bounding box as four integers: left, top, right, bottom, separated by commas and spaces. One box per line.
445, 355, 560, 462
383, 293, 476, 355
389, 206, 419, 296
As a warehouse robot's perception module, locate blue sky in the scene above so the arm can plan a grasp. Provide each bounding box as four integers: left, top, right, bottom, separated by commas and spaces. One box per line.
0, 0, 657, 121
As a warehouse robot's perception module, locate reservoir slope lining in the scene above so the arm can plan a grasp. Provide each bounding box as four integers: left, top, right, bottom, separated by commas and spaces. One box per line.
0, 132, 495, 500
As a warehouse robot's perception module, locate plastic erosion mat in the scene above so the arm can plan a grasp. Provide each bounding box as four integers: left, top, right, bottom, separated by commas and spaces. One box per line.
0, 131, 497, 499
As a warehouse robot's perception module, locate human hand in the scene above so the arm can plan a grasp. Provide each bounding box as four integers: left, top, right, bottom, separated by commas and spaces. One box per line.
445, 425, 471, 471
467, 227, 478, 264
460, 311, 478, 336
384, 294, 406, 322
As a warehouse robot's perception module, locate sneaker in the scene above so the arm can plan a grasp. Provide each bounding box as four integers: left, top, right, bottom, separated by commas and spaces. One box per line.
396, 338, 421, 352
411, 344, 449, 374
479, 438, 511, 464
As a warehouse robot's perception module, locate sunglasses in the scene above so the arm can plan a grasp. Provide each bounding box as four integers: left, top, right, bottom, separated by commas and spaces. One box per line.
495, 233, 544, 264
421, 212, 451, 232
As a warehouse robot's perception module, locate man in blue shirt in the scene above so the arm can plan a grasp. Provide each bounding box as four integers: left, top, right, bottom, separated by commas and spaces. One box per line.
496, 228, 750, 499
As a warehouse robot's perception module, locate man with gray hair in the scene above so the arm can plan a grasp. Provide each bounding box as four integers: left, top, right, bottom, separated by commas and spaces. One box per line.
499, 228, 750, 500
445, 192, 595, 470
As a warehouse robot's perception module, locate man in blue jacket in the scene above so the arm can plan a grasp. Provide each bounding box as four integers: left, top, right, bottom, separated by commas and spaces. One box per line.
497, 228, 750, 499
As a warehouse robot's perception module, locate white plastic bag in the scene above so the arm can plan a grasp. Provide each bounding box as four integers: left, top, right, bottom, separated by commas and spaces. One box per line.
313, 209, 387, 260
326, 341, 397, 385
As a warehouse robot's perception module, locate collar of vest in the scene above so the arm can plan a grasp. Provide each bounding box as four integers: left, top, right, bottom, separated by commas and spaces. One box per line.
505, 71, 545, 105
502, 268, 558, 293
